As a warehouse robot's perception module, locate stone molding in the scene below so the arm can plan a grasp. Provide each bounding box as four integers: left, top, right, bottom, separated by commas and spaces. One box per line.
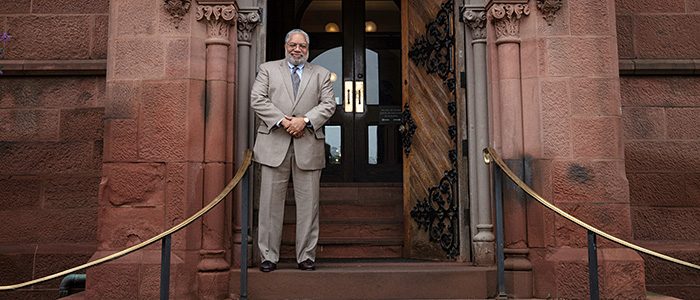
536, 0, 562, 25
196, 3, 238, 45
237, 8, 262, 44
619, 59, 700, 75
462, 9, 487, 41
164, 0, 192, 28
487, 4, 530, 41
0, 59, 106, 76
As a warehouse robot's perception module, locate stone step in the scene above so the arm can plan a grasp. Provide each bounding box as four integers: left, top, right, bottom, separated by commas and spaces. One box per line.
286, 184, 403, 203
282, 202, 402, 223
230, 261, 496, 299
635, 240, 700, 299
281, 222, 403, 242
281, 242, 403, 259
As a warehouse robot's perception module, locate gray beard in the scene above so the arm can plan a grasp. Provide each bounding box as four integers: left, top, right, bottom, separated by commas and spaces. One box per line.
286, 52, 307, 66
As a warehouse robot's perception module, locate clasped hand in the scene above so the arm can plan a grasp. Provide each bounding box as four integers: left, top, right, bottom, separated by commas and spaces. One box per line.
281, 116, 306, 138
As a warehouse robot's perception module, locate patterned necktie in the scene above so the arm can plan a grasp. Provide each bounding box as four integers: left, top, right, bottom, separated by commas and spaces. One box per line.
291, 66, 300, 96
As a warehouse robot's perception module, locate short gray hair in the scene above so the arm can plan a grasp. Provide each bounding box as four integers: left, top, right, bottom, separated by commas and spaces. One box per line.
284, 29, 310, 45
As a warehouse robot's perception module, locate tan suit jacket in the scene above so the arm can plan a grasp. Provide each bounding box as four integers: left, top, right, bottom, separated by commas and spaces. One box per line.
251, 59, 336, 170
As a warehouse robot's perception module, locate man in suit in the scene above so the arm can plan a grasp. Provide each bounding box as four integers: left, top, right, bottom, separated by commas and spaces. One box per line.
250, 29, 336, 272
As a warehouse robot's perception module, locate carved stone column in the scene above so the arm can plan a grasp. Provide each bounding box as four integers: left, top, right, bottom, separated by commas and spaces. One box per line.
462, 6, 495, 267
195, 2, 238, 299
232, 6, 261, 267
487, 1, 532, 298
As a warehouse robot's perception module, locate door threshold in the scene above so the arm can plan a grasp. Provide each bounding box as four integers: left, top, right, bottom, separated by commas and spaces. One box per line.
277, 257, 468, 265
319, 182, 402, 187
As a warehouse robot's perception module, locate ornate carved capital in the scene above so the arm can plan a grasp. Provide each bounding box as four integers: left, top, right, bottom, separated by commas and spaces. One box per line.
196, 4, 238, 45
536, 0, 563, 25
487, 4, 530, 41
237, 8, 262, 43
164, 0, 192, 28
462, 9, 487, 40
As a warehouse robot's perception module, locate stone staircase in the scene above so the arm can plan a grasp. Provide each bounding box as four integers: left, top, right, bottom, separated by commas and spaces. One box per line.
280, 184, 404, 259
230, 261, 495, 299
231, 184, 496, 299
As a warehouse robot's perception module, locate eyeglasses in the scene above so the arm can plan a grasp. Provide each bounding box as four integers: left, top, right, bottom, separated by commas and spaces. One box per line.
286, 42, 308, 49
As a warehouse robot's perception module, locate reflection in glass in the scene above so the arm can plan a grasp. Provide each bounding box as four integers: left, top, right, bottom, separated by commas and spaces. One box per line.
326, 125, 342, 165
311, 47, 343, 105
366, 49, 379, 105
368, 125, 378, 165
365, 47, 401, 107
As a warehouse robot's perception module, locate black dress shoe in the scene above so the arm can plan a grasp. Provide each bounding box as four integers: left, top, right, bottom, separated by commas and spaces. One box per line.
260, 260, 277, 272
297, 259, 315, 271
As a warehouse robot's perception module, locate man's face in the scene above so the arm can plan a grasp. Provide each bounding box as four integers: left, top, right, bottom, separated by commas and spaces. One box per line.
285, 33, 308, 66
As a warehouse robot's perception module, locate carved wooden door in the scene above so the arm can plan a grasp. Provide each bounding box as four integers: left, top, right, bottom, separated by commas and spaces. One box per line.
402, 0, 460, 260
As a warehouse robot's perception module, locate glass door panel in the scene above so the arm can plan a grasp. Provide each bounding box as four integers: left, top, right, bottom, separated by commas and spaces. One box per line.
302, 0, 401, 182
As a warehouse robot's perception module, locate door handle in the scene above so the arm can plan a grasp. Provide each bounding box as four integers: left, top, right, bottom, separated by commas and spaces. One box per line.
344, 80, 353, 113
355, 81, 365, 113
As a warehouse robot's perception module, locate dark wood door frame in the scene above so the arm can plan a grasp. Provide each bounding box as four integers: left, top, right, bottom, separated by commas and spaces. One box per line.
267, 0, 402, 183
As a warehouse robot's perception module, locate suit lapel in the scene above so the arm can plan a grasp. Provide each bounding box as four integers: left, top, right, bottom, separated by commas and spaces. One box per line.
278, 60, 295, 104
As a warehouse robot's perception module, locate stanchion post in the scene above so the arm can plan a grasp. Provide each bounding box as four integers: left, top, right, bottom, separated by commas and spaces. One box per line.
587, 230, 600, 300
160, 234, 172, 300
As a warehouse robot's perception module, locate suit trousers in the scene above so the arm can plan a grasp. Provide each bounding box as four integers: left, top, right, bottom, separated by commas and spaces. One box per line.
257, 143, 321, 264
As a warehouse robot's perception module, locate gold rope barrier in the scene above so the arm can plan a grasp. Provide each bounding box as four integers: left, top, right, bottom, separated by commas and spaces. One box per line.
483, 147, 700, 271
0, 150, 253, 291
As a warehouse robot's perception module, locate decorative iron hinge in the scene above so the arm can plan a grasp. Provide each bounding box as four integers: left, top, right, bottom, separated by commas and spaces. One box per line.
399, 103, 417, 156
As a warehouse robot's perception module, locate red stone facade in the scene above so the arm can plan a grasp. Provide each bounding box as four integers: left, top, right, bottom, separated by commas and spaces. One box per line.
487, 0, 645, 298
0, 0, 108, 299
617, 0, 700, 298
0, 0, 698, 299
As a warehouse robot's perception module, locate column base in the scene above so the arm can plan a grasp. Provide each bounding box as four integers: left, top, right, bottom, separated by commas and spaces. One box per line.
532, 247, 646, 299
85, 250, 190, 299
473, 240, 495, 266
504, 248, 533, 298
231, 241, 254, 267
473, 225, 495, 266
198, 249, 229, 271
505, 270, 533, 298
197, 271, 230, 300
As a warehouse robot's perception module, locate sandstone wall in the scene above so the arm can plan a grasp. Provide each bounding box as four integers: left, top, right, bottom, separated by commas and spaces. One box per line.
508, 0, 646, 297
617, 0, 700, 298
0, 0, 108, 298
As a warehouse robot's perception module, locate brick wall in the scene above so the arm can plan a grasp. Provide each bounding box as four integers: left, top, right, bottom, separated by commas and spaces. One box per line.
0, 0, 108, 298
617, 0, 700, 298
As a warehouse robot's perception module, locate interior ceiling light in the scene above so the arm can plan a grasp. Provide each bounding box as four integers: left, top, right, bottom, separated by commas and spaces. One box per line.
325, 22, 340, 32
365, 21, 377, 32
